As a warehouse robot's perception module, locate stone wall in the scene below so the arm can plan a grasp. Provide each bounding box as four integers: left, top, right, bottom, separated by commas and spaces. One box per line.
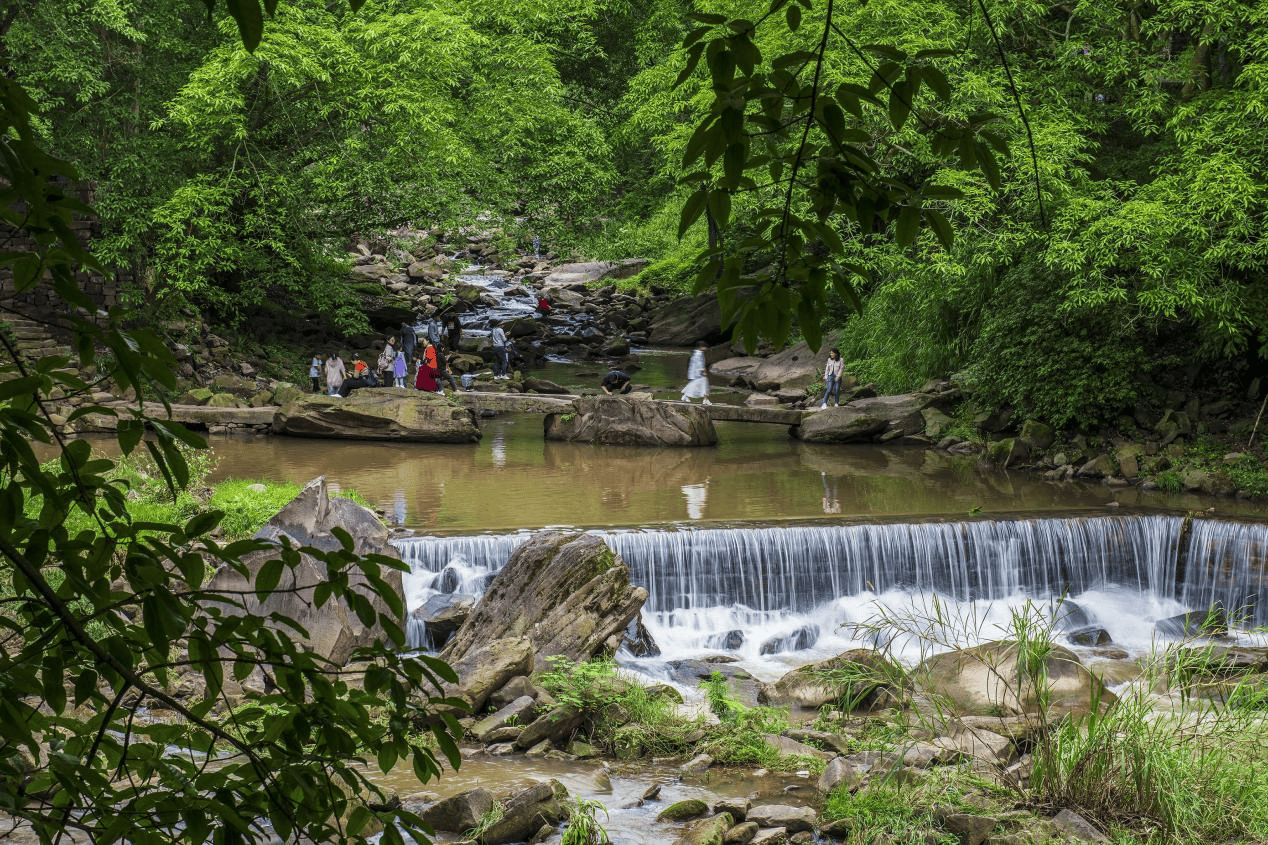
0, 181, 124, 329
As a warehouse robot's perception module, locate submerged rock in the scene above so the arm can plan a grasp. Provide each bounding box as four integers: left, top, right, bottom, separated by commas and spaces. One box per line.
272, 389, 481, 442
1155, 606, 1229, 639
544, 395, 717, 447
759, 625, 820, 655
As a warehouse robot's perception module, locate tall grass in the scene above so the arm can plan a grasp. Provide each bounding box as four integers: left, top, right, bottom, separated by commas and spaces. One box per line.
850, 595, 1268, 843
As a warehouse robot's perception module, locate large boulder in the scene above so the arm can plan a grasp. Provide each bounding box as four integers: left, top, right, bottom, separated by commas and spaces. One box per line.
544, 396, 717, 447
440, 636, 534, 713
645, 292, 725, 345
708, 356, 765, 385
203, 477, 404, 666
541, 261, 642, 288
479, 780, 569, 845
793, 394, 930, 443
759, 649, 904, 711
272, 389, 481, 442
421, 788, 494, 833
744, 340, 831, 391
917, 641, 1116, 717
441, 532, 648, 673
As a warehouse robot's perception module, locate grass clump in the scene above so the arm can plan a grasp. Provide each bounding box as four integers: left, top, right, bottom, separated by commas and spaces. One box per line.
536, 658, 821, 772
561, 796, 610, 845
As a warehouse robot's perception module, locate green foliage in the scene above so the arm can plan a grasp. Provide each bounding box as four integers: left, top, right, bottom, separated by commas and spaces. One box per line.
966, 266, 1149, 428
856, 595, 1268, 842
700, 671, 745, 723
561, 797, 611, 845
1151, 437, 1268, 498
0, 54, 462, 845
673, 0, 1005, 352
823, 778, 962, 845
207, 479, 305, 540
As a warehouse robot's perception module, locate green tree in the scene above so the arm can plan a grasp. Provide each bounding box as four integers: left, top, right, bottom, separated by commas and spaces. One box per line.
1, 5, 465, 843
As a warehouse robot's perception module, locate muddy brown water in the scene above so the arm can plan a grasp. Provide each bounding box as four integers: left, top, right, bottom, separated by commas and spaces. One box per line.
198, 417, 1246, 532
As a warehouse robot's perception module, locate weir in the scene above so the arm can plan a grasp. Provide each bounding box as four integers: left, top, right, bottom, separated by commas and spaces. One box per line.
394, 515, 1268, 657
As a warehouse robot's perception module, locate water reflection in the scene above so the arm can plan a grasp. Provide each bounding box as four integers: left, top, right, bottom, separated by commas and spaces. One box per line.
490, 427, 507, 469
681, 479, 709, 520
54, 414, 1256, 531
820, 471, 841, 514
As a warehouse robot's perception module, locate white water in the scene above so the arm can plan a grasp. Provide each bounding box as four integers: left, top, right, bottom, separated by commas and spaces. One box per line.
394, 516, 1268, 676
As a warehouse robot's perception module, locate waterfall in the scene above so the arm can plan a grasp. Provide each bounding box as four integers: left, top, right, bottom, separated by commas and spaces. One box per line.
393, 516, 1268, 658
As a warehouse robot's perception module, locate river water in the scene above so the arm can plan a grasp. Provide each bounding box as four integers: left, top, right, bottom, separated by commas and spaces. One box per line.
204, 416, 1251, 533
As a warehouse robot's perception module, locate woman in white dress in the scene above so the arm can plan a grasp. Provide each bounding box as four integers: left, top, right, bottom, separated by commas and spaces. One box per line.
680, 340, 711, 405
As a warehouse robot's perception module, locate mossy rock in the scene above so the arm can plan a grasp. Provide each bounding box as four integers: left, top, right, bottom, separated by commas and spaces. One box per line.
206, 393, 242, 408
248, 389, 274, 407
272, 383, 305, 406
180, 388, 215, 406
657, 799, 709, 822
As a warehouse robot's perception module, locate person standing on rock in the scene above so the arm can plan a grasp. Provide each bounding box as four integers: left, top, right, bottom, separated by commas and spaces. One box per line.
400, 321, 417, 365
820, 347, 844, 410
426, 315, 443, 350
489, 320, 510, 380
324, 353, 346, 397
680, 340, 711, 405
392, 348, 408, 387
377, 338, 397, 386
423, 338, 438, 370
444, 314, 463, 351
308, 352, 324, 393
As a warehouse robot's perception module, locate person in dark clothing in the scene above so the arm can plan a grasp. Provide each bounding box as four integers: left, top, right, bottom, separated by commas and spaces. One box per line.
444, 314, 463, 351
601, 369, 633, 395
426, 316, 442, 349
400, 322, 417, 365
434, 347, 460, 392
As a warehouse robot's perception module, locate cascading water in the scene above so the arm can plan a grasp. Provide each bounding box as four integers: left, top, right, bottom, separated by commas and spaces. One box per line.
394, 515, 1268, 675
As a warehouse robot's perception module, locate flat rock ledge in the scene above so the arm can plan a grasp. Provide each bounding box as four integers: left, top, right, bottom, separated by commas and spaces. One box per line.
544, 395, 717, 447
272, 389, 481, 442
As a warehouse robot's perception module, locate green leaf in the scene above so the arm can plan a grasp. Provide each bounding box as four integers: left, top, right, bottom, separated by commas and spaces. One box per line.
117, 418, 143, 457
888, 81, 912, 132
924, 209, 955, 250
895, 205, 922, 247
707, 190, 731, 229
184, 510, 223, 539
225, 0, 264, 52
377, 745, 398, 774
73, 669, 97, 708
679, 188, 709, 238
0, 376, 41, 404
255, 558, 285, 598
786, 4, 801, 31
43, 653, 66, 714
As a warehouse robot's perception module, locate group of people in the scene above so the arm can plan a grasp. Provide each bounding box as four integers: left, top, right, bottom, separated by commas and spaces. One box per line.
309, 313, 466, 398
